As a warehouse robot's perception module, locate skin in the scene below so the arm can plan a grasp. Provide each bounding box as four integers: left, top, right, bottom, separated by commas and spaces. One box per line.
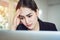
12, 7, 39, 31
11, 9, 20, 30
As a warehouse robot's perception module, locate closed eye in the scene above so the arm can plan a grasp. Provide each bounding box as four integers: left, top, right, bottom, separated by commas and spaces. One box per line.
20, 17, 24, 19
26, 13, 32, 18
27, 15, 32, 18
19, 15, 24, 20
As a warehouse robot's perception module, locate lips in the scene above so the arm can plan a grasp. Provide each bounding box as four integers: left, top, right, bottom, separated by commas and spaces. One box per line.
26, 24, 32, 27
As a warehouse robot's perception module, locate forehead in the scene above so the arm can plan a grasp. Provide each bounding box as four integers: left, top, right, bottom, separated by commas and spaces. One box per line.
17, 7, 33, 16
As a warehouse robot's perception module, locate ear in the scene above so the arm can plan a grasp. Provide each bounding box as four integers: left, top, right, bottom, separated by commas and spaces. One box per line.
36, 9, 39, 17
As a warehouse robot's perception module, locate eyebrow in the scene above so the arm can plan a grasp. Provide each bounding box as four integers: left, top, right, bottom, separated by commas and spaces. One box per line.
19, 13, 32, 17
26, 13, 32, 16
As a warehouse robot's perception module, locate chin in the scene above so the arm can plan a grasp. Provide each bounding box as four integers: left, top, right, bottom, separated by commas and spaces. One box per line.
28, 26, 34, 30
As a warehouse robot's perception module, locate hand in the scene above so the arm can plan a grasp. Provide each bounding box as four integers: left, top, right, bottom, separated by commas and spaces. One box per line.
11, 9, 20, 30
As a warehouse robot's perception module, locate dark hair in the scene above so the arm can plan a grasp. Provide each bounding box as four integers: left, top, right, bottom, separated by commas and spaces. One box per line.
16, 0, 38, 12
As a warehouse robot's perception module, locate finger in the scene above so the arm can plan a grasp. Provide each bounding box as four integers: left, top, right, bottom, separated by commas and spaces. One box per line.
15, 9, 21, 17
16, 17, 20, 26
14, 16, 20, 26
13, 9, 20, 25
12, 17, 20, 30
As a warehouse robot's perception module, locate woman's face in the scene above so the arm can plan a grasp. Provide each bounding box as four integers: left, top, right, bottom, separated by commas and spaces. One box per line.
17, 7, 38, 30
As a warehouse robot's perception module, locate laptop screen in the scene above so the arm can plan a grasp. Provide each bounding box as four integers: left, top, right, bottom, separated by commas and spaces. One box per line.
0, 30, 60, 40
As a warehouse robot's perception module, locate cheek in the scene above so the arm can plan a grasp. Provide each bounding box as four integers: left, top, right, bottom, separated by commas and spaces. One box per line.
30, 15, 37, 23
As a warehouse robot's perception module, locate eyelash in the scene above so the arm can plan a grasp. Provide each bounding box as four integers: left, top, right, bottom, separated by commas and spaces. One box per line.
20, 15, 32, 19
19, 17, 24, 20
28, 15, 32, 18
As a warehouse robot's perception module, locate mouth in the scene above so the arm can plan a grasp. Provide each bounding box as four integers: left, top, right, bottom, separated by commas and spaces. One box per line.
26, 24, 32, 27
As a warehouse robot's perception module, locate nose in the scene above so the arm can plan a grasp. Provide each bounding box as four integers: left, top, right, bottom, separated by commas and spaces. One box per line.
25, 17, 29, 24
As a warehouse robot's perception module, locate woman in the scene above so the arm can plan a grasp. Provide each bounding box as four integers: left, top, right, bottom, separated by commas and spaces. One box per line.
12, 0, 57, 31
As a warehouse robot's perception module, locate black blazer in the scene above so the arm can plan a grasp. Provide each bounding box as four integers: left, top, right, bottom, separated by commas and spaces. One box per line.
16, 19, 57, 31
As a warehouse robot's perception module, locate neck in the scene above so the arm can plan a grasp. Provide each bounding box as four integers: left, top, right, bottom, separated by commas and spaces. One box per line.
30, 21, 39, 31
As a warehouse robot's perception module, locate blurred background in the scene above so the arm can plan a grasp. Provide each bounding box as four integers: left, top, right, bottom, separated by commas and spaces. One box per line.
0, 0, 60, 31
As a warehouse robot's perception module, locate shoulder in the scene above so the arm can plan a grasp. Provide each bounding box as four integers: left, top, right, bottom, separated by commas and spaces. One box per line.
39, 20, 57, 31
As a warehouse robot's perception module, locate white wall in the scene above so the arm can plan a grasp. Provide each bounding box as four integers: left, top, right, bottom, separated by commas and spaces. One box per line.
34, 0, 60, 31
48, 4, 60, 31
34, 0, 48, 21
47, 0, 60, 31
